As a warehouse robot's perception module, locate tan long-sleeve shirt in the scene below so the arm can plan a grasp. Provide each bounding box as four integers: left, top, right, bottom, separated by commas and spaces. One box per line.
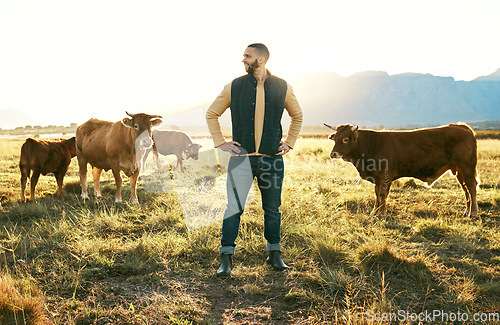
206, 78, 303, 154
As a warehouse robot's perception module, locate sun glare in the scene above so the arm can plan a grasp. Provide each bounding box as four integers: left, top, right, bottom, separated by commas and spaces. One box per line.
286, 22, 361, 77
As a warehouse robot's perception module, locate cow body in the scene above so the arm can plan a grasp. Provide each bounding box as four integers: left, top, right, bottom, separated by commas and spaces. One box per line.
327, 123, 478, 216
76, 112, 162, 203
19, 137, 76, 201
140, 130, 201, 172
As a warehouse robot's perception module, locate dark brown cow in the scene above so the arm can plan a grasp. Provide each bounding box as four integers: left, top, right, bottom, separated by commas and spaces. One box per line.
326, 123, 479, 216
76, 112, 162, 203
19, 137, 76, 201
140, 130, 202, 172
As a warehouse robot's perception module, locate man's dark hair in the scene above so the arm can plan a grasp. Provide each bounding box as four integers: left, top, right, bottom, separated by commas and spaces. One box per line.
247, 43, 270, 62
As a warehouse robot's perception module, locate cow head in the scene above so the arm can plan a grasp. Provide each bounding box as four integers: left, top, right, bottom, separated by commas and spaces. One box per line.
326, 123, 359, 159
122, 111, 163, 149
183, 143, 202, 160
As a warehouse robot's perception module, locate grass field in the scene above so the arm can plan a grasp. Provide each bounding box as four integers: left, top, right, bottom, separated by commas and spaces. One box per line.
0, 136, 499, 324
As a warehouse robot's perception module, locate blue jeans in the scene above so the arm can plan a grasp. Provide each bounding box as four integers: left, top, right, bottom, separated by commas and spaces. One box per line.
220, 155, 284, 255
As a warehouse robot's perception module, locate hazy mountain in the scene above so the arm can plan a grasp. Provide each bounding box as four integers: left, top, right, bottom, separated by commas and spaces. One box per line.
3, 69, 499, 130
0, 108, 37, 130
136, 68, 500, 129
291, 68, 500, 127
474, 68, 500, 81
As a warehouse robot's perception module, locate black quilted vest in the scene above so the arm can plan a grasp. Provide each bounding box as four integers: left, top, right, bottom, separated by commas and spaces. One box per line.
230, 72, 287, 155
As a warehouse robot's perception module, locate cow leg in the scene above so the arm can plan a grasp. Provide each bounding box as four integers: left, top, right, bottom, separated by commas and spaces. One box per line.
153, 150, 160, 169
54, 172, 64, 198
455, 168, 471, 216
372, 183, 388, 216
29, 170, 41, 201
78, 158, 89, 200
140, 148, 150, 171
176, 155, 184, 172
456, 167, 478, 217
92, 167, 103, 198
468, 175, 479, 217
129, 171, 139, 204
378, 181, 392, 216
372, 175, 391, 216
111, 167, 123, 203
20, 167, 30, 202
372, 183, 381, 215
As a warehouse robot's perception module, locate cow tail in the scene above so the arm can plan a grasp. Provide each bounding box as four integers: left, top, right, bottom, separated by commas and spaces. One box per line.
19, 138, 34, 167
19, 139, 33, 179
472, 133, 480, 188
19, 143, 26, 169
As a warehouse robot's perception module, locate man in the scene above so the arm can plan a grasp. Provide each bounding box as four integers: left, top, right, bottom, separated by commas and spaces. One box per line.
206, 43, 303, 276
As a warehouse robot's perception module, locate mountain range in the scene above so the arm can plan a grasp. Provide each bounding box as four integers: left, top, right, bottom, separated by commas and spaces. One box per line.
291, 68, 500, 128
0, 108, 37, 130
1, 69, 500, 130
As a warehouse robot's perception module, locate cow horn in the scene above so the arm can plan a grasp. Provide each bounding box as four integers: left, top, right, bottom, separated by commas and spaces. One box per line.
149, 114, 163, 119
126, 111, 134, 117
323, 123, 336, 131
351, 125, 359, 132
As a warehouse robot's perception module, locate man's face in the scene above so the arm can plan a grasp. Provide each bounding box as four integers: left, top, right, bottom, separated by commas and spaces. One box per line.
242, 47, 260, 74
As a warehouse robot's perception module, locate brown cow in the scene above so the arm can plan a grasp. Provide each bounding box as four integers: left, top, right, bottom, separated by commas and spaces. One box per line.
19, 137, 76, 201
76, 112, 162, 203
326, 123, 479, 216
140, 130, 202, 172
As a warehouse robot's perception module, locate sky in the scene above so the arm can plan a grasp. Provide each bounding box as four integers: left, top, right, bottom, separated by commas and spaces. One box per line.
0, 0, 499, 127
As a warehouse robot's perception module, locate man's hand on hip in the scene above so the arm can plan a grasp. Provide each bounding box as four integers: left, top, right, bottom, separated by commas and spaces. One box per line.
279, 142, 292, 155
218, 141, 242, 155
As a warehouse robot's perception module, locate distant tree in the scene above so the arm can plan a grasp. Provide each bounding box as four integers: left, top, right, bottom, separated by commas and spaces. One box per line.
25, 125, 33, 129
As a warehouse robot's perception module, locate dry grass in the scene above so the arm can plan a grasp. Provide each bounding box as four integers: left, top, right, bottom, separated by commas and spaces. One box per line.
0, 274, 52, 325
0, 136, 499, 324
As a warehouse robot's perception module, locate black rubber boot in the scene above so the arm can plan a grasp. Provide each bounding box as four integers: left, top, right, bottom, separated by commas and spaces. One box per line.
217, 254, 232, 277
266, 250, 290, 271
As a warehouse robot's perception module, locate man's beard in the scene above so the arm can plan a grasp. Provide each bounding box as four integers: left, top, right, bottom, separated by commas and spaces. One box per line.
246, 60, 259, 75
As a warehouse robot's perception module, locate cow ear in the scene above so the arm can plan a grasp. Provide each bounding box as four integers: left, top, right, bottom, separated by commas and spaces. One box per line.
151, 118, 163, 127
121, 118, 133, 128
197, 144, 202, 148
328, 133, 336, 140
